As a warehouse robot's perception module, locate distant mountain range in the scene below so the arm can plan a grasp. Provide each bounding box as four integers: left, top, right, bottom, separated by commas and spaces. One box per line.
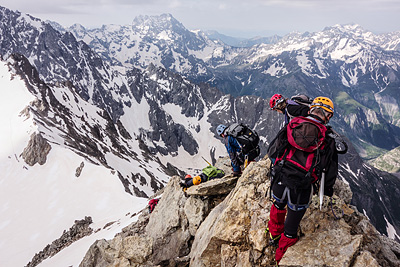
202, 29, 282, 47
57, 14, 400, 160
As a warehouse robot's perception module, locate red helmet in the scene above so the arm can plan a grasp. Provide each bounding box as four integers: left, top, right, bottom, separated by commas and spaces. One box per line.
269, 94, 284, 109
185, 174, 192, 179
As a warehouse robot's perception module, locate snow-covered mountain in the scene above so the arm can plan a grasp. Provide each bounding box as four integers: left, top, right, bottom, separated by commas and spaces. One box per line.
56, 14, 232, 76
0, 55, 149, 267
65, 16, 400, 159
202, 30, 281, 47
0, 7, 279, 266
1, 5, 400, 266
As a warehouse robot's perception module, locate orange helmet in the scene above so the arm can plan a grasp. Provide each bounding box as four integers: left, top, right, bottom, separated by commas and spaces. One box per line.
193, 176, 202, 185
310, 97, 334, 114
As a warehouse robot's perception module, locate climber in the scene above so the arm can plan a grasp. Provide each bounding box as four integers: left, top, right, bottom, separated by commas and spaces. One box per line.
269, 94, 310, 124
148, 198, 159, 213
181, 165, 225, 188
266, 96, 346, 264
216, 123, 260, 177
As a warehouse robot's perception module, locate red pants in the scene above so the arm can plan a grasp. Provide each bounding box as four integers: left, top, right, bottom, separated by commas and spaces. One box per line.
267, 204, 286, 237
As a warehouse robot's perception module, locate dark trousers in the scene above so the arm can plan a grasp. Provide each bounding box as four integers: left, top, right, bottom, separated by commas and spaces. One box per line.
271, 180, 312, 237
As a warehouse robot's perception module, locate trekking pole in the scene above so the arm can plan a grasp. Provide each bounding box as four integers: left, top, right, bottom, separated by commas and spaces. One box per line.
201, 156, 211, 166
319, 172, 325, 211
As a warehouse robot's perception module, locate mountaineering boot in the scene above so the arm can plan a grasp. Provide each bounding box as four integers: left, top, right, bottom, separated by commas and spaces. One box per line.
267, 204, 287, 244
275, 233, 298, 264
231, 167, 242, 177
265, 227, 281, 246
232, 170, 242, 177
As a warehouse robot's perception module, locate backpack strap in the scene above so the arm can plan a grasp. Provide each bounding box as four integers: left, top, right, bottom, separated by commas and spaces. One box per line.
269, 148, 290, 201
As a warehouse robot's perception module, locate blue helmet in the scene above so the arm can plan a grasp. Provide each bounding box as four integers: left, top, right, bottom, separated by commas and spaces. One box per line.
216, 124, 227, 136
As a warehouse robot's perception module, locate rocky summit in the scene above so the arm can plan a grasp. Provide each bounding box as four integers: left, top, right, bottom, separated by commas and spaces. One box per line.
79, 157, 400, 267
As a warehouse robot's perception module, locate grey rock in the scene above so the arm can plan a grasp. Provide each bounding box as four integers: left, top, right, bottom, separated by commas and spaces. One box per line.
75, 161, 85, 177
145, 176, 192, 264
185, 176, 239, 196
28, 217, 93, 267
21, 132, 51, 166
79, 158, 400, 267
184, 196, 210, 236
353, 251, 380, 267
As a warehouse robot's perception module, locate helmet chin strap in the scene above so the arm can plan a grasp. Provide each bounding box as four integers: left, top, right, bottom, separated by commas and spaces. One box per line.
322, 109, 333, 124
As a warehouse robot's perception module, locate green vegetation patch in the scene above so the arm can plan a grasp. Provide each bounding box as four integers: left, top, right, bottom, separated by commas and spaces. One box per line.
335, 91, 365, 115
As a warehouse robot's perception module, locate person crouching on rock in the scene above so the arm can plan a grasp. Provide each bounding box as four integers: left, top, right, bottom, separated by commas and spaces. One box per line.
181, 165, 225, 189
266, 96, 344, 264
216, 124, 244, 177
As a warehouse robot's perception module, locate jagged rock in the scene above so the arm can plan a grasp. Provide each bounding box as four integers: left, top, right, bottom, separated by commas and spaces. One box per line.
28, 216, 93, 267
280, 228, 363, 266
144, 176, 192, 264
21, 132, 51, 166
189, 159, 271, 267
333, 178, 353, 204
213, 156, 235, 175
185, 175, 239, 196
184, 196, 210, 236
75, 161, 85, 177
80, 175, 213, 266
120, 235, 153, 263
353, 251, 380, 267
79, 158, 400, 267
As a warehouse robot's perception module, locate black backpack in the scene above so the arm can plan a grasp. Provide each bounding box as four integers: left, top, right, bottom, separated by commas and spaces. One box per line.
290, 94, 313, 106
225, 123, 260, 156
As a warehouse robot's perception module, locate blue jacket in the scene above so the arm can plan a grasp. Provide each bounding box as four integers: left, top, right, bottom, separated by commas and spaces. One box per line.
224, 135, 243, 172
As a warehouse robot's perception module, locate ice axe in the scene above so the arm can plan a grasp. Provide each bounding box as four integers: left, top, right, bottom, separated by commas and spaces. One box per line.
244, 154, 249, 169
319, 172, 325, 210
201, 156, 211, 166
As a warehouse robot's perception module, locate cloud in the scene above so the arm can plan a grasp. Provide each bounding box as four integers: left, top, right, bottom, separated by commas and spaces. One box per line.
1, 0, 399, 37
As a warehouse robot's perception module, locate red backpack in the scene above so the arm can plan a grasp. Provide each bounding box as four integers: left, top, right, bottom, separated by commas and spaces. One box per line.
274, 116, 327, 190
148, 198, 159, 213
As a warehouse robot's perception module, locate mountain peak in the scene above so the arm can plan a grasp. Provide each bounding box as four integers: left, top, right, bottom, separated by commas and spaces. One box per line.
324, 23, 370, 37
132, 13, 184, 30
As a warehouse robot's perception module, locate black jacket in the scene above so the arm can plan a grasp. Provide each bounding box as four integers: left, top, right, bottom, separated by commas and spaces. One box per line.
284, 102, 310, 124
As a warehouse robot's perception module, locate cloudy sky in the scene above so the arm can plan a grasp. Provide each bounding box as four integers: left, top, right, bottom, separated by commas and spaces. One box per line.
2, 0, 400, 37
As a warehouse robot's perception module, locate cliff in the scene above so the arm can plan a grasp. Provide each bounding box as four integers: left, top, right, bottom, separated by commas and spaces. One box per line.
79, 157, 400, 266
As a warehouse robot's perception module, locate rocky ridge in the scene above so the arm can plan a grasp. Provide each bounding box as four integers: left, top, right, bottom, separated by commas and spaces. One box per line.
79, 157, 400, 267
369, 146, 400, 173
27, 216, 93, 267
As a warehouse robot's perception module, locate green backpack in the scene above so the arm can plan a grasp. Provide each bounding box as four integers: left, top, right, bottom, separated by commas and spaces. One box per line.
202, 165, 225, 180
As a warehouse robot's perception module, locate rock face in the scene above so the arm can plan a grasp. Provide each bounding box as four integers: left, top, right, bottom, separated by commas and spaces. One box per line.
79, 157, 400, 267
21, 132, 51, 166
27, 216, 93, 267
